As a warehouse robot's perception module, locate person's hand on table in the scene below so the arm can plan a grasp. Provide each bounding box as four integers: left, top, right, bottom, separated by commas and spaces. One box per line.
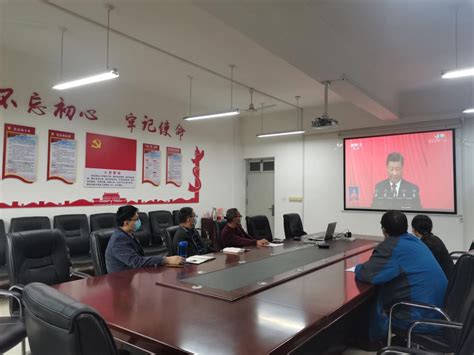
257, 239, 269, 247
165, 256, 185, 266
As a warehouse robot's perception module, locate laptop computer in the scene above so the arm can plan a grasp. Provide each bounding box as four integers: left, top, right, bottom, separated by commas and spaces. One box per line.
308, 222, 337, 241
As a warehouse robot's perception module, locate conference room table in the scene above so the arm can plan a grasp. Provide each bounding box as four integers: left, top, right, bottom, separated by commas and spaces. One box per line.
55, 236, 379, 354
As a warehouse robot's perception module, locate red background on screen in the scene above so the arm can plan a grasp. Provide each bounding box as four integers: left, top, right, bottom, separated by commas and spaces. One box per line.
345, 130, 455, 211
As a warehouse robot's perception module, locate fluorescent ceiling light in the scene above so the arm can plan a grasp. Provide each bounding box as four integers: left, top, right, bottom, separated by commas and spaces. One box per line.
52, 69, 119, 90
441, 67, 474, 79
463, 108, 474, 114
183, 109, 240, 121
257, 130, 305, 138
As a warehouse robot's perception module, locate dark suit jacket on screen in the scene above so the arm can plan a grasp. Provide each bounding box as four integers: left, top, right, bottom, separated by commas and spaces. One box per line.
371, 179, 422, 210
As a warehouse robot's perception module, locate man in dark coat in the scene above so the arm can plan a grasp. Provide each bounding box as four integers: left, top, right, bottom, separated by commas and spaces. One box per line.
371, 152, 421, 210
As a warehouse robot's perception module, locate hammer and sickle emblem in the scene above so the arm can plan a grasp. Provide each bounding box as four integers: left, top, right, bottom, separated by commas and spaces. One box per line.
91, 138, 102, 149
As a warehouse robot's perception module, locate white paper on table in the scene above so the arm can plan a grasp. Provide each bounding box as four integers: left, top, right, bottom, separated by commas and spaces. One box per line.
268, 242, 284, 247
345, 266, 356, 272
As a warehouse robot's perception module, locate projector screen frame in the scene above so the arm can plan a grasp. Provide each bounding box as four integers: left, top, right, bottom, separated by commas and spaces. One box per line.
343, 128, 457, 215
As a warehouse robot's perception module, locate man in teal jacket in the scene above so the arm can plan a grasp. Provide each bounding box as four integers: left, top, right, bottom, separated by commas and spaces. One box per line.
355, 210, 447, 341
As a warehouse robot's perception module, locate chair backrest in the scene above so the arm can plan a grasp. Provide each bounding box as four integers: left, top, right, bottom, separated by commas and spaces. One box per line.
283, 213, 306, 238
133, 212, 152, 247
214, 220, 227, 250
23, 282, 118, 355
246, 215, 273, 242
165, 226, 179, 256
89, 213, 117, 232
470, 241, 474, 251
6, 229, 71, 286
9, 216, 51, 233
445, 254, 474, 323
0, 219, 6, 267
456, 301, 474, 355
90, 229, 114, 276
149, 211, 174, 245
53, 214, 90, 256
172, 210, 180, 226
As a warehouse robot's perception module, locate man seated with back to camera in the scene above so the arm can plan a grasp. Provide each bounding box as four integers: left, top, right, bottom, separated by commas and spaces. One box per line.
105, 205, 184, 273
354, 210, 447, 347
173, 207, 211, 257
411, 214, 454, 280
221, 208, 269, 247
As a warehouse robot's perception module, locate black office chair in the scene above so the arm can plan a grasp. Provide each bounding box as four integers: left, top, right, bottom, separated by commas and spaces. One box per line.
387, 253, 474, 351
379, 301, 474, 355
149, 210, 174, 247
90, 213, 117, 232
164, 226, 179, 256
172, 210, 180, 226
246, 215, 273, 242
23, 282, 123, 355
134, 212, 151, 247
0, 287, 26, 354
450, 241, 474, 261
0, 220, 9, 287
6, 229, 89, 286
9, 216, 51, 233
283, 213, 307, 239
214, 220, 227, 250
54, 214, 91, 268
134, 212, 164, 256
90, 229, 115, 276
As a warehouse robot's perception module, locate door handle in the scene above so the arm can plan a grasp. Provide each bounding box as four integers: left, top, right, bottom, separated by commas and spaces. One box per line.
268, 204, 275, 216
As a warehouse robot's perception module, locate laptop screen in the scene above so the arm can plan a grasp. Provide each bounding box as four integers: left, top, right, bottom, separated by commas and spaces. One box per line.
324, 222, 337, 240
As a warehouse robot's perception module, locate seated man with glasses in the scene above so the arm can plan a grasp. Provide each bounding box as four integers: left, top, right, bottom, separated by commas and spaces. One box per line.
105, 205, 184, 273
221, 208, 269, 247
173, 207, 210, 257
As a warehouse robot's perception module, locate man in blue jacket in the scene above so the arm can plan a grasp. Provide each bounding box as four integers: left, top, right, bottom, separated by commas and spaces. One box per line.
106, 205, 183, 273
355, 210, 447, 341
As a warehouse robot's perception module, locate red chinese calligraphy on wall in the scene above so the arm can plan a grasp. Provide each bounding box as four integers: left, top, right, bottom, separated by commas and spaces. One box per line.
0, 88, 17, 109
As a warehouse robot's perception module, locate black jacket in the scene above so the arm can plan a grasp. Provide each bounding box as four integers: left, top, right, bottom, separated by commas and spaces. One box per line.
371, 179, 421, 210
173, 226, 208, 257
421, 234, 454, 280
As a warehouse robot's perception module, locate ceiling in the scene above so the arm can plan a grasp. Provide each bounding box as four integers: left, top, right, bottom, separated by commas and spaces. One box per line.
196, 0, 474, 120
2, 0, 473, 124
1, 0, 340, 117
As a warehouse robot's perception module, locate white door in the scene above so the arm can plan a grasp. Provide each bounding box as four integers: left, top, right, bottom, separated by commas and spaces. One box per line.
246, 159, 275, 236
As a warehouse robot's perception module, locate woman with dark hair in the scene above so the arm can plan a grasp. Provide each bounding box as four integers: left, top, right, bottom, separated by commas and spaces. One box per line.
412, 214, 454, 280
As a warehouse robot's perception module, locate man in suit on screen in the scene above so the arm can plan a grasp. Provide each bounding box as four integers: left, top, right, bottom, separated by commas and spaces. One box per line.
371, 152, 422, 210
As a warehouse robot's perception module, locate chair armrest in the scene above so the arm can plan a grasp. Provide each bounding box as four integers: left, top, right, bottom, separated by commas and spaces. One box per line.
0, 290, 23, 317
71, 271, 91, 279
9, 284, 25, 293
407, 319, 462, 347
387, 301, 450, 346
378, 346, 437, 354
450, 251, 466, 260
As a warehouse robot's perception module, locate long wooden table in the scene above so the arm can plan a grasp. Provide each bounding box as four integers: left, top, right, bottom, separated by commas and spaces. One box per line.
54, 237, 377, 354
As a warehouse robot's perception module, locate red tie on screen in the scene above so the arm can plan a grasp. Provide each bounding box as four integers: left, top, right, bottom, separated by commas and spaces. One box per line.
391, 183, 397, 197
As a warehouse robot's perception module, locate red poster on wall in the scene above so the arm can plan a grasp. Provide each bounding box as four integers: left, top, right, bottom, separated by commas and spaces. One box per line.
166, 147, 182, 187
84, 132, 137, 188
2, 123, 38, 183
142, 143, 161, 186
47, 130, 76, 184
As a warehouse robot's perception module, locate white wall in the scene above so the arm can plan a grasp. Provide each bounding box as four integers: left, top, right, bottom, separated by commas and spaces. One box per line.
0, 25, 245, 231
241, 111, 304, 239
241, 103, 474, 251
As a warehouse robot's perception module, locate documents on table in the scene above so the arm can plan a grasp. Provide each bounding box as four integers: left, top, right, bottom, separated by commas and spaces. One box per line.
223, 247, 246, 254
186, 255, 216, 264
267, 242, 284, 247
